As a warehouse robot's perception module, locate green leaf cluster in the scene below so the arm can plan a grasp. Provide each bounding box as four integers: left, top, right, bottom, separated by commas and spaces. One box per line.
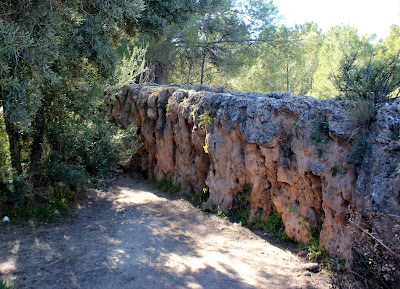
252, 211, 289, 243
0, 0, 146, 210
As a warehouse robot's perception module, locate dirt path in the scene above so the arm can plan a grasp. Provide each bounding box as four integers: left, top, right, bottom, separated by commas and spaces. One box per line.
0, 175, 333, 289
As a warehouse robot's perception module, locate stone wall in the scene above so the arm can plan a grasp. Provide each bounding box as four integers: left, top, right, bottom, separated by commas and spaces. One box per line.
108, 84, 400, 266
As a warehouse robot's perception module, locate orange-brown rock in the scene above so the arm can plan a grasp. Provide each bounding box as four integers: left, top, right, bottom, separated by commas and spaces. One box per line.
109, 84, 400, 268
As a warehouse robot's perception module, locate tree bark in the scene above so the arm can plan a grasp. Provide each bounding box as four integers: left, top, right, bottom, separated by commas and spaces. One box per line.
186, 58, 193, 85
154, 61, 168, 85
2, 105, 22, 175
30, 100, 46, 187
200, 48, 207, 85
286, 60, 289, 93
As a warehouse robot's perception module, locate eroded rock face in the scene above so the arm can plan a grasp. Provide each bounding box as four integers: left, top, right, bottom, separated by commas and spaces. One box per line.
108, 84, 400, 266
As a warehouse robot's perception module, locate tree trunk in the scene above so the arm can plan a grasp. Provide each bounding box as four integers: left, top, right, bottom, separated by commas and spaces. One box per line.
286, 60, 289, 93
154, 61, 168, 85
2, 106, 22, 175
200, 48, 207, 85
30, 100, 46, 187
186, 57, 193, 85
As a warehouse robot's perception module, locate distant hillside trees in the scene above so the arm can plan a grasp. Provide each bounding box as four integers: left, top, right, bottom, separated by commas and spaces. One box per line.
332, 25, 400, 103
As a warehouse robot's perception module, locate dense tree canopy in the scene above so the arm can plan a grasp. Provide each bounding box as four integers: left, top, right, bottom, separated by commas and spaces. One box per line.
0, 0, 147, 205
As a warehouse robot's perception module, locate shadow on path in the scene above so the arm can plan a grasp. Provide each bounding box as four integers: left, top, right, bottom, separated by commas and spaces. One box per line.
0, 175, 330, 289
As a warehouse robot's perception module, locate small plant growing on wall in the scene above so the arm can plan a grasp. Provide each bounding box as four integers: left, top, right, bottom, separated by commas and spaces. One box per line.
347, 135, 371, 170
146, 177, 180, 194
310, 121, 331, 144
252, 211, 289, 243
227, 185, 252, 226
187, 187, 209, 208
199, 107, 216, 129
190, 105, 197, 121
227, 191, 251, 226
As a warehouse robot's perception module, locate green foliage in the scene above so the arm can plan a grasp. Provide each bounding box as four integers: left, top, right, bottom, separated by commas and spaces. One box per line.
0, 21, 44, 131
230, 22, 322, 94
348, 136, 371, 170
312, 25, 374, 99
147, 177, 180, 194
252, 211, 289, 242
307, 238, 329, 261
44, 110, 141, 188
109, 45, 148, 90
227, 191, 251, 225
0, 280, 13, 289
0, 0, 145, 210
310, 122, 331, 144
44, 162, 88, 188
254, 213, 288, 242
147, 0, 278, 86
333, 51, 400, 103
227, 207, 250, 225
187, 187, 209, 208
309, 223, 323, 240
33, 198, 69, 222
331, 165, 339, 177
253, 211, 281, 232
346, 100, 375, 133
0, 111, 12, 195
6, 184, 74, 222
199, 108, 216, 129
133, 0, 224, 38
112, 125, 142, 166
297, 225, 329, 261
306, 223, 328, 261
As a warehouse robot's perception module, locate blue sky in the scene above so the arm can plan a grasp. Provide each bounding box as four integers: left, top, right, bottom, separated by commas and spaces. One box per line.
272, 0, 400, 40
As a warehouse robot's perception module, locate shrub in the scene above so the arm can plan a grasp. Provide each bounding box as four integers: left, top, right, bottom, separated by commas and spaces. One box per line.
147, 177, 180, 194
228, 190, 251, 225
347, 136, 371, 170
252, 211, 289, 242
332, 51, 400, 104
198, 108, 216, 129
310, 121, 331, 144
346, 100, 375, 135
187, 187, 209, 208
0, 280, 13, 289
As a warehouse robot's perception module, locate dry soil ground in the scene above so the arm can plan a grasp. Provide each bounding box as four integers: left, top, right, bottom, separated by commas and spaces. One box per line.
0, 175, 333, 289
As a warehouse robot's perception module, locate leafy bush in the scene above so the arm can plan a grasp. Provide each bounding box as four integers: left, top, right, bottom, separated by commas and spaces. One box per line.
111, 125, 142, 167
146, 177, 180, 194
0, 280, 13, 289
0, 111, 12, 195
44, 161, 88, 188
333, 51, 400, 104
347, 136, 371, 170
252, 211, 289, 242
310, 121, 331, 144
305, 223, 329, 261
227, 207, 250, 225
198, 108, 216, 129
187, 187, 209, 208
346, 100, 376, 135
227, 191, 251, 225
0, 0, 145, 211
307, 238, 328, 261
